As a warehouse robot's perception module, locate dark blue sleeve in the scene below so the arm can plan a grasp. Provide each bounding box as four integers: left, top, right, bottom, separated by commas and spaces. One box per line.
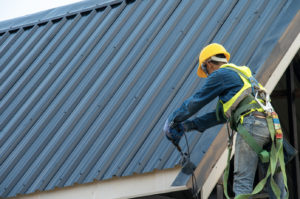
168, 70, 225, 127
182, 107, 227, 132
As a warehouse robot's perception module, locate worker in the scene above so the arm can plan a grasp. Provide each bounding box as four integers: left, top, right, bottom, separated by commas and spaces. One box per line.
164, 43, 287, 199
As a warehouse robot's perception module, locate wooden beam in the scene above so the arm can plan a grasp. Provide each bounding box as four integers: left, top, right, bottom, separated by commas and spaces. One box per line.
217, 174, 224, 199
286, 61, 300, 199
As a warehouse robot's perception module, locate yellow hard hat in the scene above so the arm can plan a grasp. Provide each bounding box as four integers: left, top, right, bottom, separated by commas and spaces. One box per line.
197, 43, 230, 78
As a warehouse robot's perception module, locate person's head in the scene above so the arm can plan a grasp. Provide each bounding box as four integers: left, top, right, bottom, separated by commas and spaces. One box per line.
203, 54, 227, 75
197, 43, 230, 78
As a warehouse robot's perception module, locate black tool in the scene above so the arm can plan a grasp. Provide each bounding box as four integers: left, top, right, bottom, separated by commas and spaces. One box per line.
174, 143, 188, 166
173, 133, 199, 199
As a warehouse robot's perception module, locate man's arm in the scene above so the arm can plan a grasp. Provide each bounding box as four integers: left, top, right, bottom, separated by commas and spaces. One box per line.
168, 70, 225, 127
182, 107, 227, 132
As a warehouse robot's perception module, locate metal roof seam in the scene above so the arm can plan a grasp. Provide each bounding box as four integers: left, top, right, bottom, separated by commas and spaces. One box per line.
0, 26, 37, 71
0, 19, 65, 98
124, 0, 212, 174
0, 17, 82, 133
70, 0, 157, 184
0, 31, 10, 46
48, 1, 144, 187
0, 29, 23, 59
0, 17, 81, 198
34, 4, 143, 190
87, 0, 193, 181
0, 23, 56, 164
80, 0, 180, 182
1, 5, 109, 196
52, 0, 180, 183
14, 12, 100, 196
59, 0, 152, 185
0, 23, 48, 79
125, 0, 239, 175
239, 0, 289, 65
229, 0, 270, 58
33, 4, 127, 192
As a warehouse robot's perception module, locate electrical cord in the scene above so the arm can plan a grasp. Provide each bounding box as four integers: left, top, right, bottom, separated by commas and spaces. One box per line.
184, 132, 199, 199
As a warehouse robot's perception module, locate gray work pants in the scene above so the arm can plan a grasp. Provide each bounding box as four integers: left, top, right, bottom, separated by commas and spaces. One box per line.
233, 115, 287, 199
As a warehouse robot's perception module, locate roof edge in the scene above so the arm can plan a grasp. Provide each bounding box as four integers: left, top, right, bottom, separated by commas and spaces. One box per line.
252, 0, 300, 84
4, 167, 185, 199
0, 0, 120, 33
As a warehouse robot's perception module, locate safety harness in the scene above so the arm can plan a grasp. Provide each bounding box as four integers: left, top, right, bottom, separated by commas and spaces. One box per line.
215, 65, 289, 199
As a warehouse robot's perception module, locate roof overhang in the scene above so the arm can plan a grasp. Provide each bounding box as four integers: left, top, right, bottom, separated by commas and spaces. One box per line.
3, 167, 186, 199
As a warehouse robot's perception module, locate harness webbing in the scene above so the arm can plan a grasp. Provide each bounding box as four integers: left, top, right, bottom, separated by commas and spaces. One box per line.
223, 113, 288, 199
237, 123, 268, 162
221, 102, 289, 199
223, 66, 261, 96
215, 65, 289, 198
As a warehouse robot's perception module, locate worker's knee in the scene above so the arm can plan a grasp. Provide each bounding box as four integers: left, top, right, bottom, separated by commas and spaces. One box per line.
233, 176, 254, 197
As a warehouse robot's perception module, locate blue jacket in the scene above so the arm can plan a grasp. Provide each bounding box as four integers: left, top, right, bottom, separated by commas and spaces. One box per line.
168, 66, 244, 132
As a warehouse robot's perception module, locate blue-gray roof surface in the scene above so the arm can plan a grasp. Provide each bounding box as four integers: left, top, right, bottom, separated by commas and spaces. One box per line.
0, 0, 300, 198
0, 0, 119, 32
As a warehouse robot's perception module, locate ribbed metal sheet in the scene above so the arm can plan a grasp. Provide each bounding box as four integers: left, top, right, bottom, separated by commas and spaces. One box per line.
0, 0, 298, 197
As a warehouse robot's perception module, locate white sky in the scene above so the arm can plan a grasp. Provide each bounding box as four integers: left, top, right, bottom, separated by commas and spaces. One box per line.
0, 0, 84, 22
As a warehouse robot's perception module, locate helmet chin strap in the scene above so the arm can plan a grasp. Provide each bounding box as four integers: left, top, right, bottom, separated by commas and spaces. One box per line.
201, 63, 209, 77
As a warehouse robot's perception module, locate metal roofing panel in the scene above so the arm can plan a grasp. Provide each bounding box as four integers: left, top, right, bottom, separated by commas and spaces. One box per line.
0, 0, 299, 198
0, 0, 122, 32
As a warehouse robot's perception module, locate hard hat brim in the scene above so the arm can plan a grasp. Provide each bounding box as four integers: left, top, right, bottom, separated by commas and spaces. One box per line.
197, 64, 207, 78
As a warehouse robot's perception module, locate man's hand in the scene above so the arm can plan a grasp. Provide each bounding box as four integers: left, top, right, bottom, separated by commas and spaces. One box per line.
169, 123, 185, 145
164, 120, 185, 145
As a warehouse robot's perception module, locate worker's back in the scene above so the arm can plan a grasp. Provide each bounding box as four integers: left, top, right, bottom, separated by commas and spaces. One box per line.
202, 67, 244, 104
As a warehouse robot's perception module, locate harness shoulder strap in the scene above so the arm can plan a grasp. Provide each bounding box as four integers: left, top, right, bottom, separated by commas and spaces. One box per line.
222, 66, 249, 79
236, 94, 255, 109
222, 66, 260, 95
215, 100, 227, 121
216, 100, 222, 121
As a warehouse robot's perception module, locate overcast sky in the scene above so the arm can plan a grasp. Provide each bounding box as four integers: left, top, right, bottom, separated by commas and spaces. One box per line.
0, 0, 84, 22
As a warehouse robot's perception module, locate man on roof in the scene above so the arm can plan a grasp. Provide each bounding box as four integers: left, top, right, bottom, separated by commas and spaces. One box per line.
164, 43, 287, 199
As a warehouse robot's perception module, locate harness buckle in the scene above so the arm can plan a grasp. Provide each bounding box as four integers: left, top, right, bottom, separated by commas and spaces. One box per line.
254, 88, 274, 114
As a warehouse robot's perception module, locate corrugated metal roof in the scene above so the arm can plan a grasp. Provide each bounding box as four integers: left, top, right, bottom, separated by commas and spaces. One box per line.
0, 0, 299, 198
0, 0, 121, 31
